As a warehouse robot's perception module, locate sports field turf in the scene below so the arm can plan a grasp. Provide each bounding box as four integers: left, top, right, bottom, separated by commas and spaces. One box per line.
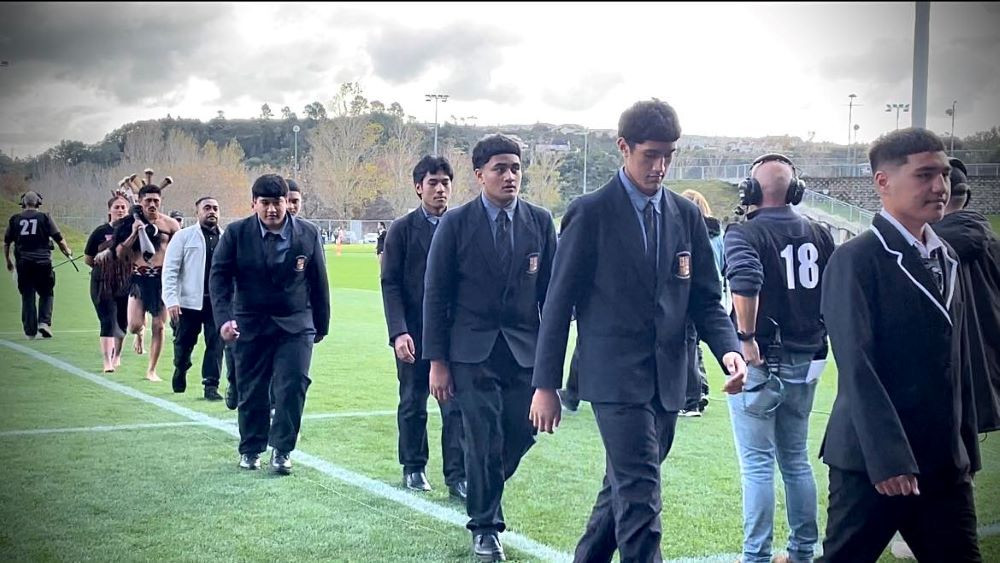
1, 242, 997, 562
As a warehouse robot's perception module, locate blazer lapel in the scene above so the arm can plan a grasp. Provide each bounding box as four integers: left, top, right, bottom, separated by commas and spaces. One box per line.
412, 209, 433, 256
473, 199, 501, 278
608, 177, 654, 293
656, 189, 681, 288
505, 201, 538, 289
871, 215, 951, 324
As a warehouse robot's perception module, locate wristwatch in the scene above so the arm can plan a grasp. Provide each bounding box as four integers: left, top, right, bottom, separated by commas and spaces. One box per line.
736, 330, 756, 342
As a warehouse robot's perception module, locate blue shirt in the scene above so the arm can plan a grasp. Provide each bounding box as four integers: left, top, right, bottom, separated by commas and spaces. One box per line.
420, 205, 442, 227
481, 193, 516, 247
619, 168, 661, 258
257, 214, 293, 263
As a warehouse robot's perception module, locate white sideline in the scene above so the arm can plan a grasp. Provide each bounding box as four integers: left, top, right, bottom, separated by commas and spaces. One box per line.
0, 421, 211, 437
0, 339, 571, 563
302, 410, 396, 420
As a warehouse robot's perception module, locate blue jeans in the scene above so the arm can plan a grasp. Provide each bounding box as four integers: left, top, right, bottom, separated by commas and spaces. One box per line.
728, 351, 819, 563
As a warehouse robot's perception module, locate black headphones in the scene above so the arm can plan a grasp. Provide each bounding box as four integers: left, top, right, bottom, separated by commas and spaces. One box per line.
18, 191, 43, 208
738, 154, 805, 207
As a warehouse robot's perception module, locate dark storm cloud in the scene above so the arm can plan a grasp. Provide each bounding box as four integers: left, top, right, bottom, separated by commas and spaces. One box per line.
367, 23, 521, 103
0, 3, 232, 103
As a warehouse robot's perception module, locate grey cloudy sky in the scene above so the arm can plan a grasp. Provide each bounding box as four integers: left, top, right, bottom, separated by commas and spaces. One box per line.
1, 2, 998, 157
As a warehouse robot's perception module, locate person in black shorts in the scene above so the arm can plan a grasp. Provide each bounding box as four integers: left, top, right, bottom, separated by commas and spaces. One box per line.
4, 191, 73, 339
84, 193, 133, 372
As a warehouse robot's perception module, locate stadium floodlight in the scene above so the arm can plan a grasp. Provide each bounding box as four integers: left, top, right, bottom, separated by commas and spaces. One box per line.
425, 94, 449, 156
885, 103, 911, 130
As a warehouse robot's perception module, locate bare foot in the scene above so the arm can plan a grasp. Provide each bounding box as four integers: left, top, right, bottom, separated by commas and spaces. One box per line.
145, 371, 162, 382
133, 334, 145, 355
113, 354, 122, 369
103, 362, 114, 373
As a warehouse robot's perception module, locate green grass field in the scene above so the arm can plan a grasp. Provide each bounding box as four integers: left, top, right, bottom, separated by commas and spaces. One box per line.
1, 239, 998, 562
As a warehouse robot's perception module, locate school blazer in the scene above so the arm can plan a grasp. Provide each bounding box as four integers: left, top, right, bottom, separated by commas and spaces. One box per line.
532, 175, 740, 411
819, 213, 980, 485
380, 207, 436, 355
422, 197, 557, 368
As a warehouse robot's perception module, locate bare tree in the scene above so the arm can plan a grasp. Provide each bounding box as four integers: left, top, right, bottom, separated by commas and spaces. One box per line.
305, 116, 383, 218
377, 119, 426, 217
523, 148, 564, 212
443, 145, 479, 207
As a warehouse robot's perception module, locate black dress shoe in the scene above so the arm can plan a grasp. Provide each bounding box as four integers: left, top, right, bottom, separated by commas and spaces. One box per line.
204, 386, 223, 401
270, 449, 292, 475
225, 384, 238, 410
238, 453, 261, 470
171, 371, 187, 393
473, 532, 506, 562
403, 470, 431, 491
448, 480, 468, 501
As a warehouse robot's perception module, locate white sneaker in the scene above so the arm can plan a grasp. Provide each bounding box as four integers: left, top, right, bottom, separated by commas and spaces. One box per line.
678, 409, 702, 418
38, 324, 53, 338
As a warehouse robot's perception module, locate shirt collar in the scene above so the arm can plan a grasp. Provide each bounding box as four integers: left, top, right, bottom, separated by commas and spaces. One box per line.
200, 223, 220, 236
257, 214, 291, 240
878, 208, 944, 258
619, 168, 662, 214
420, 205, 443, 225
481, 193, 517, 223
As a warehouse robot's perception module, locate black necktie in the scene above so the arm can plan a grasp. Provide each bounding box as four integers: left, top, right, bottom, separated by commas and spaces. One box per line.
496, 211, 511, 273
922, 248, 944, 294
643, 201, 657, 276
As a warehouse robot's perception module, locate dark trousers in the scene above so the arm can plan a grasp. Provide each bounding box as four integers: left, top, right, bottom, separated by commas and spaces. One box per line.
225, 341, 237, 389
397, 356, 466, 485
234, 327, 314, 455
16, 260, 54, 337
575, 396, 679, 563
172, 297, 223, 388
684, 322, 709, 411
451, 336, 536, 533
819, 468, 980, 563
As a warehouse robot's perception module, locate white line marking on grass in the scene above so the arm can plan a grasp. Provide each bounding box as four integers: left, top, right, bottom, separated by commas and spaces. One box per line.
301, 410, 396, 420
0, 339, 570, 563
0, 421, 216, 437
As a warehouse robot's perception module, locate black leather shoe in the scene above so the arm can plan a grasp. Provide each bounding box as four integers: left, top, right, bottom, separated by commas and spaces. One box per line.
473, 532, 505, 562
225, 385, 238, 410
171, 371, 186, 393
204, 386, 223, 401
448, 480, 468, 501
403, 470, 431, 491
238, 453, 261, 470
270, 450, 292, 475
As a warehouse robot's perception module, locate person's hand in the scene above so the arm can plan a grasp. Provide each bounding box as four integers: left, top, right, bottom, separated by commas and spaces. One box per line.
530, 388, 562, 434
875, 474, 920, 496
132, 219, 145, 234
314, 334, 325, 344
167, 306, 182, 325
220, 320, 240, 342
393, 333, 416, 364
741, 339, 763, 366
722, 351, 748, 394
429, 361, 454, 403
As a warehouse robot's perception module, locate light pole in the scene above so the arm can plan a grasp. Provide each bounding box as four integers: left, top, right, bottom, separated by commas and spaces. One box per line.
847, 94, 858, 164
852, 124, 861, 174
885, 103, 910, 130
946, 101, 957, 152
425, 93, 449, 155
582, 129, 589, 194
292, 125, 300, 173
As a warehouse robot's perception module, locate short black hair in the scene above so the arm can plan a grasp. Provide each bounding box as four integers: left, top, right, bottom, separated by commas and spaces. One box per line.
868, 128, 945, 173
472, 134, 521, 170
251, 174, 288, 200
195, 196, 217, 208
286, 179, 301, 194
618, 99, 682, 147
412, 155, 454, 185
138, 184, 162, 199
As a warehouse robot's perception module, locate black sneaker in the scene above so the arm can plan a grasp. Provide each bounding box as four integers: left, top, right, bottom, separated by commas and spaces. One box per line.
239, 453, 261, 470
225, 385, 238, 410
37, 324, 53, 339
558, 389, 580, 412
204, 386, 223, 401
270, 449, 292, 475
